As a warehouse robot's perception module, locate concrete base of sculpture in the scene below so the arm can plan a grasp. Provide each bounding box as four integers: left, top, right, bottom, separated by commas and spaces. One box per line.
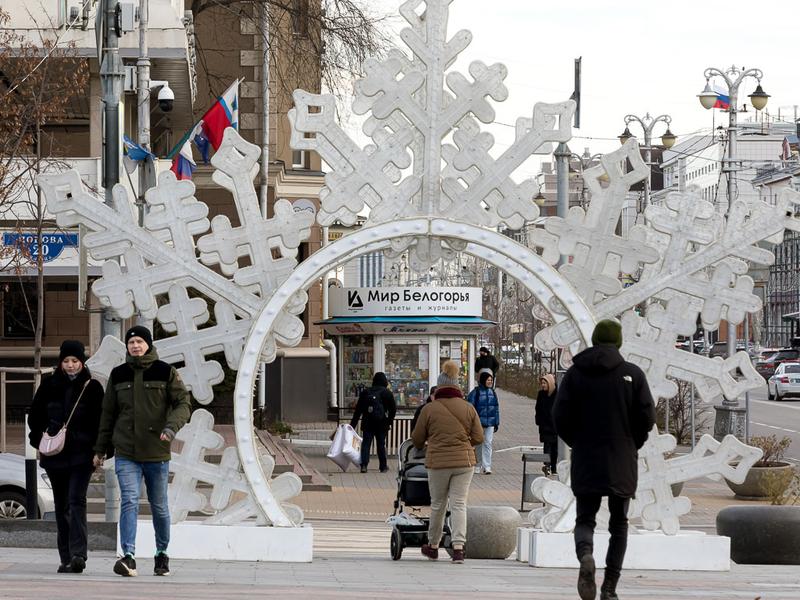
523, 529, 730, 571
466, 506, 522, 559
516, 527, 534, 562
123, 520, 313, 562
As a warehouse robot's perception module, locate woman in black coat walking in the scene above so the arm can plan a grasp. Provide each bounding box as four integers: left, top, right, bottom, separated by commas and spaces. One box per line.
28, 340, 105, 574
534, 373, 558, 475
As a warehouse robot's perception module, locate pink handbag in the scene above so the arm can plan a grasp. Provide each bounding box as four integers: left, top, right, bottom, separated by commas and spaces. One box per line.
39, 380, 90, 457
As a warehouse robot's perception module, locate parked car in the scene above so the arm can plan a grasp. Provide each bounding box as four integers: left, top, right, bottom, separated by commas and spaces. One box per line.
754, 348, 779, 363
768, 361, 800, 401
756, 348, 800, 381
0, 453, 55, 519
708, 341, 729, 359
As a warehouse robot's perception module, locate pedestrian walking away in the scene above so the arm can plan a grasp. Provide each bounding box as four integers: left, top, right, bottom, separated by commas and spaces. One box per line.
474, 346, 499, 383
535, 373, 558, 475
411, 360, 483, 564
93, 326, 191, 578
553, 319, 656, 600
28, 340, 105, 575
350, 372, 396, 473
466, 372, 499, 474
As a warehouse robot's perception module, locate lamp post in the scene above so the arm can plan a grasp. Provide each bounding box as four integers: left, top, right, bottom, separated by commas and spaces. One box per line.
569, 147, 603, 209
618, 113, 677, 215
698, 66, 769, 425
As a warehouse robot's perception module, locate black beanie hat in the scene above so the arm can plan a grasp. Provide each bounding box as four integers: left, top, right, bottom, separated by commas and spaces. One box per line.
59, 339, 87, 364
591, 319, 623, 348
125, 325, 153, 350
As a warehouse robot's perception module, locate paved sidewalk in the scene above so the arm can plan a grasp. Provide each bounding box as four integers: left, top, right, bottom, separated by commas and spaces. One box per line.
290, 388, 768, 526
0, 545, 796, 599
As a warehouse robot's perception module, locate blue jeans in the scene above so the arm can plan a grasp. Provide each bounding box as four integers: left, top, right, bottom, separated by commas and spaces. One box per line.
115, 456, 170, 556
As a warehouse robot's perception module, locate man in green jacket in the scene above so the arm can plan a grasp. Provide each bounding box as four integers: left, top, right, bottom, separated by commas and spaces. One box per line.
93, 326, 190, 578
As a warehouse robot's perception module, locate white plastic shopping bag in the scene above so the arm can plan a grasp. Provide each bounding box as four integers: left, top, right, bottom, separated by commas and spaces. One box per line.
327, 424, 362, 472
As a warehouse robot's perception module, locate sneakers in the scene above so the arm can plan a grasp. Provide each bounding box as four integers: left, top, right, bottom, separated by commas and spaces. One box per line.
420, 544, 439, 560
360, 465, 368, 473
451, 548, 465, 564
483, 468, 492, 475
69, 556, 85, 574
153, 552, 170, 576
473, 466, 481, 474
113, 554, 137, 577
577, 554, 597, 600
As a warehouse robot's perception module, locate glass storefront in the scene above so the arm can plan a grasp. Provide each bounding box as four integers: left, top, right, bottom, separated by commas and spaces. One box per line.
439, 338, 470, 390
384, 340, 430, 409
342, 335, 374, 408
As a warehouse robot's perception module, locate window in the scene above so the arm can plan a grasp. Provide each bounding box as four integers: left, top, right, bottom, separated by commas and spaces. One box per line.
2, 281, 38, 338
291, 0, 309, 36
291, 149, 308, 169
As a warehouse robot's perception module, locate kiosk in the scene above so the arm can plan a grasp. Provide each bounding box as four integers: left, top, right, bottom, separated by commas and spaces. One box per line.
318, 287, 495, 450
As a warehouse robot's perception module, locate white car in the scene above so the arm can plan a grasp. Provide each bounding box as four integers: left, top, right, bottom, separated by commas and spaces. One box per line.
0, 453, 55, 519
767, 361, 800, 401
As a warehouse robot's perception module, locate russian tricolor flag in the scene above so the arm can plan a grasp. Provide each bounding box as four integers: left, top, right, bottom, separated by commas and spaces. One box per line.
170, 140, 196, 180
713, 85, 730, 110
200, 80, 239, 151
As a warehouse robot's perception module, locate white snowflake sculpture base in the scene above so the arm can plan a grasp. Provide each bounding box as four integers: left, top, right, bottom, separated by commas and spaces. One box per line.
524, 529, 730, 571
126, 520, 313, 563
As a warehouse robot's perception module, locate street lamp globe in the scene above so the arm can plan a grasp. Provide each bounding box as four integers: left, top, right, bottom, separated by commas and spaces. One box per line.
748, 84, 770, 111
618, 126, 634, 145
534, 190, 546, 206
660, 128, 677, 149
697, 82, 718, 110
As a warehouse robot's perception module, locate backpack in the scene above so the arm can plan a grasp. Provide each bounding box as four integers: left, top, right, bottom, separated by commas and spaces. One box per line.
365, 389, 386, 423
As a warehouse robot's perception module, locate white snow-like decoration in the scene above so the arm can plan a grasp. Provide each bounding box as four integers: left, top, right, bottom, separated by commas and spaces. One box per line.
529, 431, 762, 535
169, 409, 303, 526
39, 0, 800, 537
39, 130, 313, 405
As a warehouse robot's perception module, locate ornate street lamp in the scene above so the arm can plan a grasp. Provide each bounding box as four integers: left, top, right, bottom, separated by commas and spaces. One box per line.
618, 112, 675, 213
698, 64, 768, 421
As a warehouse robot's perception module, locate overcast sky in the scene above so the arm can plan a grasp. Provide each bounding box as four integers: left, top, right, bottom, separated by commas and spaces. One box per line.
340, 0, 799, 181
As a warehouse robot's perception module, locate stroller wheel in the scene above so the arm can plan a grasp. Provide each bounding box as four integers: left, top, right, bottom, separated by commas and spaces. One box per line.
390, 527, 403, 560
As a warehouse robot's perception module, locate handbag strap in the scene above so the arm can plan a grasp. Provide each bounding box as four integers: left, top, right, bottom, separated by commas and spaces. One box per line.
438, 399, 471, 439
63, 379, 91, 429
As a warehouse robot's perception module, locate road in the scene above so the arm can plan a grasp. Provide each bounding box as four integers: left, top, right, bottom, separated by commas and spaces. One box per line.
745, 386, 800, 463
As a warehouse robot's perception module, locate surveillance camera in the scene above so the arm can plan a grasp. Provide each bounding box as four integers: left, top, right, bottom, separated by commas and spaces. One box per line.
157, 84, 174, 112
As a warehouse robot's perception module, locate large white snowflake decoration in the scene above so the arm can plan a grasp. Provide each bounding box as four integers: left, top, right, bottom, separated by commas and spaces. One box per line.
288, 0, 573, 269
532, 143, 800, 403
530, 431, 762, 535
39, 129, 314, 404
169, 409, 303, 526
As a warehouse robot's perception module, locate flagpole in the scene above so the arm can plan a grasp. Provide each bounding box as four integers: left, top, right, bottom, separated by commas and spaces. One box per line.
258, 4, 270, 413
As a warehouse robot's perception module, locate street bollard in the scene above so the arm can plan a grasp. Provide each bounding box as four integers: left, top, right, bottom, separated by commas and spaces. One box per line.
24, 413, 38, 519
104, 458, 120, 522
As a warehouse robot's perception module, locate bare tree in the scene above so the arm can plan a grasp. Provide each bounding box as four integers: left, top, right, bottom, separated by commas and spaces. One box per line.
189, 0, 390, 106
0, 8, 89, 376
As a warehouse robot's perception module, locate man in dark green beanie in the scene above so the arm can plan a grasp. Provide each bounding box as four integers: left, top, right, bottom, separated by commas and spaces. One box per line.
553, 319, 655, 600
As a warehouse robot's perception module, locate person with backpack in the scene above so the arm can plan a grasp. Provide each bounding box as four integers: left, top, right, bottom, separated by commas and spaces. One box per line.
350, 372, 396, 473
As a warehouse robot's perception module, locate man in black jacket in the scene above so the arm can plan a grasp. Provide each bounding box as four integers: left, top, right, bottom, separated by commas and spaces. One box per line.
553, 319, 656, 600
474, 347, 499, 380
350, 372, 396, 473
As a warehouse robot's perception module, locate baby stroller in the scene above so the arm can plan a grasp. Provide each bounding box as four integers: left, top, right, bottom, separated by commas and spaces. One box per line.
388, 439, 452, 560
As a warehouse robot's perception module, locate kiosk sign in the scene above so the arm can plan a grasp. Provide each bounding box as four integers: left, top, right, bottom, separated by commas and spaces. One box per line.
2, 232, 78, 263
330, 287, 482, 317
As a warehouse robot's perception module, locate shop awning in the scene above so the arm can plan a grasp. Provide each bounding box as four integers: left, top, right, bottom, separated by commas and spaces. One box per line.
315, 316, 497, 335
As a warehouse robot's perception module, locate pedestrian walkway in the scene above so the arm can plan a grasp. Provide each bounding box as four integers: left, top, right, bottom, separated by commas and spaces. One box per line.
0, 544, 797, 599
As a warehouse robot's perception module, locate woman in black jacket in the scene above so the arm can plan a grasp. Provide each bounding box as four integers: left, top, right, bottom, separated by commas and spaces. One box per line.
535, 373, 558, 475
28, 340, 105, 574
